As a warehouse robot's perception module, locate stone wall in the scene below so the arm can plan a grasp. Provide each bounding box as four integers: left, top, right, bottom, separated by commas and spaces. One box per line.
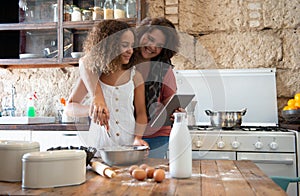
0, 0, 299, 123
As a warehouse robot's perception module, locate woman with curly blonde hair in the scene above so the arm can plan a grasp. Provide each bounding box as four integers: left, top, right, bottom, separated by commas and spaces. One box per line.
65, 20, 148, 150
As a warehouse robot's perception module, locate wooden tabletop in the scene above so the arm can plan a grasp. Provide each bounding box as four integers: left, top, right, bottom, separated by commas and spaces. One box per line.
0, 159, 287, 196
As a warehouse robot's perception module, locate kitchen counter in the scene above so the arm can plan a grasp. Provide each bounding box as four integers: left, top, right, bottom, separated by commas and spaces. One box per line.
0, 123, 89, 131
281, 123, 300, 131
0, 159, 286, 196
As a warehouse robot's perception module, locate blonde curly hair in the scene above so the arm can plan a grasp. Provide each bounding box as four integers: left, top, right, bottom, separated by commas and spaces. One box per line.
82, 20, 135, 74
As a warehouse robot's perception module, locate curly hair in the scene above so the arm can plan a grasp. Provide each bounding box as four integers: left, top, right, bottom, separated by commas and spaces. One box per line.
136, 17, 180, 62
82, 20, 136, 74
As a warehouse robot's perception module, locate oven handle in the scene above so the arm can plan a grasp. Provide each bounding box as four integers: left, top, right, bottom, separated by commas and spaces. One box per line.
239, 158, 294, 165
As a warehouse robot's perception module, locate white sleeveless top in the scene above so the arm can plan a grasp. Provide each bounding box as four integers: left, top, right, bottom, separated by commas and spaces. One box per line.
89, 67, 136, 151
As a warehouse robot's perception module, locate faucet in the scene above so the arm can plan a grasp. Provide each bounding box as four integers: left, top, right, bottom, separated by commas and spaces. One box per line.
2, 85, 16, 117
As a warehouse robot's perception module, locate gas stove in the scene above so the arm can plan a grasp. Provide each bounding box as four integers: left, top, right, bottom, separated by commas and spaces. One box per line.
174, 69, 299, 195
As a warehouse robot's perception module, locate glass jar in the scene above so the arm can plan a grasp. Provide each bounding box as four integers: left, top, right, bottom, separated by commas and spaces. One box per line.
64, 4, 72, 21
126, 0, 136, 18
93, 6, 103, 20
114, 0, 125, 19
82, 10, 92, 21
71, 7, 82, 21
103, 0, 114, 19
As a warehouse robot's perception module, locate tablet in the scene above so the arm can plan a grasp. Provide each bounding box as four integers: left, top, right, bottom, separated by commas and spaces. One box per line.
149, 94, 195, 128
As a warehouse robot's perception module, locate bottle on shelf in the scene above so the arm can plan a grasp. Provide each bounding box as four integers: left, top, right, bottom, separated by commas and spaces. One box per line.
168, 112, 192, 178
93, 0, 104, 20
114, 0, 126, 19
126, 0, 136, 18
103, 0, 114, 19
64, 4, 72, 21
71, 6, 82, 21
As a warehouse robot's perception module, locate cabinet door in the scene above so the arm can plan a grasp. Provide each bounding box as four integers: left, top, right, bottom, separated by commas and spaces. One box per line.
31, 131, 85, 151
0, 0, 59, 67
0, 130, 31, 141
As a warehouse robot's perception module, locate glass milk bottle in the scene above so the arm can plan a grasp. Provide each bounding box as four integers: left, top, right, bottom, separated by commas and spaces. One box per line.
169, 112, 192, 178
103, 0, 114, 19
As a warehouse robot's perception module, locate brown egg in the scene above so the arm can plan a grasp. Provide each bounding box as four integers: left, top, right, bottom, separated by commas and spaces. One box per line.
146, 167, 155, 178
153, 169, 165, 182
132, 168, 147, 181
128, 165, 139, 175
139, 163, 149, 170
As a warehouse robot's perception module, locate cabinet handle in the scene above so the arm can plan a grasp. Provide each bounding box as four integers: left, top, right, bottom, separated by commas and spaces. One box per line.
62, 133, 77, 137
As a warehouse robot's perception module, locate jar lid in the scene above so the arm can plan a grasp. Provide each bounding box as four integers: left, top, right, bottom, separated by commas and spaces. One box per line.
22, 150, 86, 162
83, 10, 92, 13
0, 140, 40, 150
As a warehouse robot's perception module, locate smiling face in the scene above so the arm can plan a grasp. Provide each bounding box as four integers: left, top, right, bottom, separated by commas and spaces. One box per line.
119, 30, 135, 65
139, 28, 166, 60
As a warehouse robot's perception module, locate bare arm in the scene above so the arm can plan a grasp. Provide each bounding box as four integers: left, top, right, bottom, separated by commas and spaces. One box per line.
132, 71, 149, 147
79, 59, 110, 129
64, 78, 89, 117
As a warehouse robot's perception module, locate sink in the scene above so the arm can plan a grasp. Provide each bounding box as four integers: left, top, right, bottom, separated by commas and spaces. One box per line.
0, 117, 56, 124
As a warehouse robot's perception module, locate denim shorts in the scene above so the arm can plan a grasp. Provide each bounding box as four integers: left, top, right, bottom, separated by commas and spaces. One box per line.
143, 136, 169, 159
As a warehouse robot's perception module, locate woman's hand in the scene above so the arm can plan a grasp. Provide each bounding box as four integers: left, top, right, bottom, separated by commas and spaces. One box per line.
90, 98, 110, 130
170, 107, 186, 122
133, 136, 149, 147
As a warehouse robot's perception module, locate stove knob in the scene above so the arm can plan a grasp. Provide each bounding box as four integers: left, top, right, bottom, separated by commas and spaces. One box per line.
195, 140, 202, 148
231, 141, 240, 149
269, 142, 278, 150
254, 141, 263, 149
217, 141, 225, 149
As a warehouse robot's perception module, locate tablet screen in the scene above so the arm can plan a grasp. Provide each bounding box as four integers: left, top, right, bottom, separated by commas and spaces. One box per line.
149, 94, 195, 128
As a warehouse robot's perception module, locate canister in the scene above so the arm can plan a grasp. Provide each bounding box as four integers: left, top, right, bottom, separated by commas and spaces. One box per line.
0, 140, 40, 182
22, 150, 86, 188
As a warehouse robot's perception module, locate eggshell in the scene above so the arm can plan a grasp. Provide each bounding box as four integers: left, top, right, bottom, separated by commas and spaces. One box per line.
146, 167, 155, 178
132, 168, 147, 181
153, 169, 165, 182
139, 163, 149, 170
128, 165, 139, 175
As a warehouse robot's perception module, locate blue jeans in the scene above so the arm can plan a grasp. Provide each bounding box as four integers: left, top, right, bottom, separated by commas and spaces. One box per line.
143, 136, 169, 159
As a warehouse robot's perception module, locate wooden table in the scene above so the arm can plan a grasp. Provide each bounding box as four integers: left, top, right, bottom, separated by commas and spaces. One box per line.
0, 159, 287, 196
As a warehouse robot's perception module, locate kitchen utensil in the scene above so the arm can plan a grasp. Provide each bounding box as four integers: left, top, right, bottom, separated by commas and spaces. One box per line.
282, 109, 300, 124
205, 108, 247, 128
99, 145, 149, 166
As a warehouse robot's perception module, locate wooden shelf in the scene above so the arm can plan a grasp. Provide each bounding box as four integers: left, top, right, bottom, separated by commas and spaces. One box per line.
0, 23, 57, 30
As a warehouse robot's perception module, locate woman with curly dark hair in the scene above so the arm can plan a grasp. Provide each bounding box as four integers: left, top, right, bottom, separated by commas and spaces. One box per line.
86, 17, 180, 158
65, 20, 148, 150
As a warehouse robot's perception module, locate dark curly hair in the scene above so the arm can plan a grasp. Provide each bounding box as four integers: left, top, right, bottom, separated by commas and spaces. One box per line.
82, 20, 136, 74
136, 17, 180, 62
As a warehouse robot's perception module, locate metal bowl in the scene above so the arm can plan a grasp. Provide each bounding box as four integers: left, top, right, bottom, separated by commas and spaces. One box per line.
282, 109, 300, 124
99, 146, 148, 166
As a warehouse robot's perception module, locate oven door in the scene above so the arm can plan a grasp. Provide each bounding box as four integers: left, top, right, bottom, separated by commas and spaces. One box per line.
192, 151, 236, 160
237, 152, 298, 196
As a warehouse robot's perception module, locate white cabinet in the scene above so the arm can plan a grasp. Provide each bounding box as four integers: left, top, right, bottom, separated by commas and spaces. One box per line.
31, 131, 86, 151
0, 130, 31, 141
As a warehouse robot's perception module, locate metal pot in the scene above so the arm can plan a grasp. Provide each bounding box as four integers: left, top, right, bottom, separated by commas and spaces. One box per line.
205, 108, 247, 128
